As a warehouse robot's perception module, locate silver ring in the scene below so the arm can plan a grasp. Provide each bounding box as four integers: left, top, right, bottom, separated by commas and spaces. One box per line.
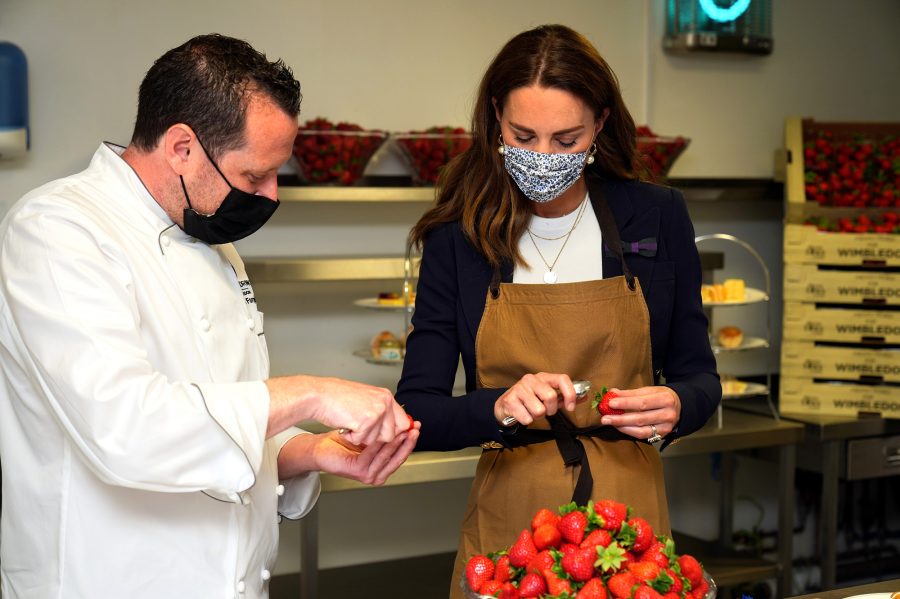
501, 416, 518, 428
647, 424, 663, 444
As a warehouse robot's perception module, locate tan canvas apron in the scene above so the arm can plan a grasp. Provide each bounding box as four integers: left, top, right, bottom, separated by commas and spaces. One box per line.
449, 198, 670, 598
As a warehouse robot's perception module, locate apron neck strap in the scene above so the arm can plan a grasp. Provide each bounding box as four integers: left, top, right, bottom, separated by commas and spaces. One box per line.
589, 187, 636, 291
489, 184, 636, 295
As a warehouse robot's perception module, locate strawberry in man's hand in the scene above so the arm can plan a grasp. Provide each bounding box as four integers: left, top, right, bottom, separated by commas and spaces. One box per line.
592, 387, 624, 416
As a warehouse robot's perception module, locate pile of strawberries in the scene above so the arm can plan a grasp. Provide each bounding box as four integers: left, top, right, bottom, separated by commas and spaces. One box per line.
395, 126, 472, 185
464, 500, 710, 599
804, 211, 900, 234
802, 129, 900, 207
635, 126, 689, 181
293, 117, 386, 185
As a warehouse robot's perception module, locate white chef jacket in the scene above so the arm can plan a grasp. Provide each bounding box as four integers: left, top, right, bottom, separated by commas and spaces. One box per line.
0, 143, 320, 599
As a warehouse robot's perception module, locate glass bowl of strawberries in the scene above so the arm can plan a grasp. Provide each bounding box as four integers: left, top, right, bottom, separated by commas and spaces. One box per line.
394, 126, 473, 185
636, 125, 690, 181
462, 499, 716, 598
293, 118, 388, 185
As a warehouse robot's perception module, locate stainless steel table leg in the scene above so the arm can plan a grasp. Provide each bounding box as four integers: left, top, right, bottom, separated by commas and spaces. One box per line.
299, 502, 319, 599
719, 452, 736, 548
821, 441, 839, 590
778, 443, 796, 598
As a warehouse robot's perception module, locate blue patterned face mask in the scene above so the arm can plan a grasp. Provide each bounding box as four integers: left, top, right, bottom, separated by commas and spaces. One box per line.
501, 143, 590, 203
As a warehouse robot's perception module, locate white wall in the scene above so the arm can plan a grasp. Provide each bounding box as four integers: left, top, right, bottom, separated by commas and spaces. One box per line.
2, 0, 900, 580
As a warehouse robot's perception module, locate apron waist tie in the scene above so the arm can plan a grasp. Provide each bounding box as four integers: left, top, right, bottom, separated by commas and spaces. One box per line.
505, 416, 646, 506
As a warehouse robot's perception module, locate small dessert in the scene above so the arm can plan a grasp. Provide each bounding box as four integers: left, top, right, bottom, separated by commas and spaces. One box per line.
376, 291, 416, 307
701, 283, 725, 302
370, 330, 403, 360
717, 326, 744, 348
721, 377, 748, 396
723, 278, 746, 301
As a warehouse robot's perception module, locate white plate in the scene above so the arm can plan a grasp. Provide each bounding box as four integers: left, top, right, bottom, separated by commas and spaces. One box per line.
721, 381, 768, 399
703, 287, 768, 306
353, 297, 414, 311
352, 348, 404, 366
711, 336, 770, 353
843, 594, 896, 599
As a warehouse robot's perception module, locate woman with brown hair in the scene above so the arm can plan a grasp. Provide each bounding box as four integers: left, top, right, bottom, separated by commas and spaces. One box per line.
396, 24, 720, 596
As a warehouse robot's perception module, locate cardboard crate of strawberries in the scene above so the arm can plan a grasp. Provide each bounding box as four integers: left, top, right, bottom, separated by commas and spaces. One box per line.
784, 217, 900, 267
463, 499, 714, 599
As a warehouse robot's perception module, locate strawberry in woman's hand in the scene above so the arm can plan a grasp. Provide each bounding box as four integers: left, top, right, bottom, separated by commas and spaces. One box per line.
592, 387, 624, 416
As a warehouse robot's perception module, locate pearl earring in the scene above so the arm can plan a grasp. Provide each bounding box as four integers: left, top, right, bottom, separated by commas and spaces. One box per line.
585, 142, 597, 165
497, 134, 506, 156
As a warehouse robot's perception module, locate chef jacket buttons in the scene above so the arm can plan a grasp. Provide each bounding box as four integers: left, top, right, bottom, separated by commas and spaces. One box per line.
161, 236, 171, 248
200, 317, 211, 332
247, 318, 256, 331
275, 484, 285, 496
236, 580, 246, 593
240, 493, 251, 506
261, 569, 271, 581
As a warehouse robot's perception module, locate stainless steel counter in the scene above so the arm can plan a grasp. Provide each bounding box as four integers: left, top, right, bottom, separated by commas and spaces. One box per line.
787, 577, 899, 598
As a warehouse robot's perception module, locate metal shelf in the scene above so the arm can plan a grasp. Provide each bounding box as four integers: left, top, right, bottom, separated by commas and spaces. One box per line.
278, 185, 435, 203
244, 256, 420, 282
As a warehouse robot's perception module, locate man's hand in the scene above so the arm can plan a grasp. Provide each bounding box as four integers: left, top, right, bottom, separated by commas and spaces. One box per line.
278, 424, 420, 486
266, 375, 409, 446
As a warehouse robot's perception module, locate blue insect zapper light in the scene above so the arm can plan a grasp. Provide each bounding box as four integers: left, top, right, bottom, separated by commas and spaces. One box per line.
665, 0, 772, 55
0, 41, 29, 159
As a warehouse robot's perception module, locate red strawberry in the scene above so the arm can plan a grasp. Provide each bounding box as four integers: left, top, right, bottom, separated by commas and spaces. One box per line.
581, 529, 613, 551
676, 554, 704, 587
527, 549, 556, 575
542, 568, 573, 596
639, 541, 671, 568
494, 554, 513, 582
479, 579, 503, 596
626, 518, 654, 553
627, 561, 661, 583
558, 509, 589, 544
691, 578, 710, 599
406, 413, 415, 431
465, 555, 495, 591
497, 581, 521, 599
508, 530, 538, 568
517, 572, 547, 598
633, 584, 664, 599
594, 499, 628, 532
607, 571, 637, 599
665, 568, 682, 594
531, 508, 560, 531
661, 593, 680, 599
562, 546, 598, 582
577, 577, 609, 599
560, 542, 580, 557
592, 388, 624, 416
533, 523, 562, 550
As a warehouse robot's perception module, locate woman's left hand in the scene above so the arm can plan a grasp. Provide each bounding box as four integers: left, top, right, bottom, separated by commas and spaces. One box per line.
598, 385, 681, 441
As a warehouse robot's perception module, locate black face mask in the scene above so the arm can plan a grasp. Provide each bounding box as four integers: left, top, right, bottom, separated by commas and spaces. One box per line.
180, 138, 280, 244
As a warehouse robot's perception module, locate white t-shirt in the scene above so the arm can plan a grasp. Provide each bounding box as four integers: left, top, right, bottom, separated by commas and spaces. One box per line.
515, 193, 604, 284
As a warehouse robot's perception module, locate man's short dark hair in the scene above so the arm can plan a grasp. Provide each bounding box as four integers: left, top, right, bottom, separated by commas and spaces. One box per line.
130, 33, 302, 159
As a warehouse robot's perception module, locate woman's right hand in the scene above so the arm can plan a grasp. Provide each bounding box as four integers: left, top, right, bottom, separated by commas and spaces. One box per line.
493, 373, 578, 426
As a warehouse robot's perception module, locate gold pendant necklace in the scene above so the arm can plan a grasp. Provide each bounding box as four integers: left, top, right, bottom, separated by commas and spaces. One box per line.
526, 197, 588, 284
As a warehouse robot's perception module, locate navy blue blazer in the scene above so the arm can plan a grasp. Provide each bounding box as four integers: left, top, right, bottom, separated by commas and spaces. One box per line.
396, 177, 721, 451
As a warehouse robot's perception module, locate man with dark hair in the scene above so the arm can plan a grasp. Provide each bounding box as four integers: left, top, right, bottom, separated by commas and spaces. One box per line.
0, 34, 417, 599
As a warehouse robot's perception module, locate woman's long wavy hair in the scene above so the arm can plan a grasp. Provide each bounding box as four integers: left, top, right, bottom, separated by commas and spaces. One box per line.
408, 24, 640, 267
